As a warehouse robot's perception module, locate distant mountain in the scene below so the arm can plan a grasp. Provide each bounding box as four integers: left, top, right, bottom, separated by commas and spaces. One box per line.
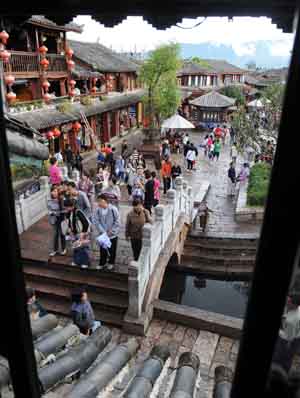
180, 42, 290, 69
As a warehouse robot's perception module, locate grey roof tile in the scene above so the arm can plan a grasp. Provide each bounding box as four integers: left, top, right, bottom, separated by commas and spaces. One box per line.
190, 91, 236, 108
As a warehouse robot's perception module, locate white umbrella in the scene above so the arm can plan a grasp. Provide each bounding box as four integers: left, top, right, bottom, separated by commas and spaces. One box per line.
247, 98, 271, 108
161, 114, 195, 129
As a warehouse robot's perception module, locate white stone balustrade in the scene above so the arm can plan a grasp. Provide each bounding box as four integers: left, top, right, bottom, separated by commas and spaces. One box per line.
15, 176, 50, 234
127, 176, 197, 319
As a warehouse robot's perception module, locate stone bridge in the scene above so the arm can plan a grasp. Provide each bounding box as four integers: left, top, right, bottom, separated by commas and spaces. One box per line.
19, 170, 210, 334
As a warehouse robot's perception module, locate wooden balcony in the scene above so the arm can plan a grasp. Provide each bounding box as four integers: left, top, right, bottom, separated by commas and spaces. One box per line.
3, 51, 68, 78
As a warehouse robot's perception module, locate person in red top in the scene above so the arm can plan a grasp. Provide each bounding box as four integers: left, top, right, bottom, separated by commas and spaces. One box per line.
161, 157, 172, 194
214, 125, 223, 139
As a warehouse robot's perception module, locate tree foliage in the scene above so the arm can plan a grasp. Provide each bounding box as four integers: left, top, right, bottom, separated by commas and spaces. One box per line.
231, 83, 285, 153
139, 43, 182, 127
189, 56, 212, 69
219, 86, 246, 106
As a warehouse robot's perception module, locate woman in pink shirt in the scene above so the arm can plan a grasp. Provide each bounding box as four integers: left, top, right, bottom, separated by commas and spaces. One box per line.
49, 157, 62, 186
151, 171, 161, 206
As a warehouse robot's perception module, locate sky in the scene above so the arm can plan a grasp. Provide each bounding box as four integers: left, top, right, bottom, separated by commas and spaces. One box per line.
67, 16, 294, 56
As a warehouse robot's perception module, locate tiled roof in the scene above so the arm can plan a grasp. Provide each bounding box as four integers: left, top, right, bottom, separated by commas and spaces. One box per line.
178, 59, 245, 76
68, 40, 138, 73
190, 91, 236, 108
27, 16, 83, 33
72, 63, 104, 79
13, 89, 145, 130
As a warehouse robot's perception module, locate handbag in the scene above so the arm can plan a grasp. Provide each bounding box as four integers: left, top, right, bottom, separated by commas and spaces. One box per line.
61, 219, 69, 235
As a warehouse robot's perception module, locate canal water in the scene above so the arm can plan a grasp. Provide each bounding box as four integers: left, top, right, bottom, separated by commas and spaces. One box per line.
159, 269, 250, 319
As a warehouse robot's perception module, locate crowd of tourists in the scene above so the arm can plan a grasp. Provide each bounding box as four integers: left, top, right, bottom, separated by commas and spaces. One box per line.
47, 141, 172, 270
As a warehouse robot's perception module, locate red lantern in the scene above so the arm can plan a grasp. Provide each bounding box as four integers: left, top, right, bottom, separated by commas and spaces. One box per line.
73, 121, 81, 131
40, 58, 49, 69
67, 59, 75, 69
65, 48, 74, 58
38, 45, 48, 55
69, 79, 76, 87
42, 80, 50, 90
43, 93, 51, 103
4, 74, 15, 86
90, 86, 97, 93
6, 91, 16, 103
69, 89, 76, 97
0, 30, 9, 44
53, 128, 61, 138
47, 131, 54, 139
0, 50, 11, 63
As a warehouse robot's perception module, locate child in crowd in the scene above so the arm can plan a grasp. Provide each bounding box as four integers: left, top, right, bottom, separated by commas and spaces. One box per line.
72, 232, 91, 269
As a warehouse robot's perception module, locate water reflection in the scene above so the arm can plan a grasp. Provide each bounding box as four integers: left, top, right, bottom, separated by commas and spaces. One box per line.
160, 270, 250, 319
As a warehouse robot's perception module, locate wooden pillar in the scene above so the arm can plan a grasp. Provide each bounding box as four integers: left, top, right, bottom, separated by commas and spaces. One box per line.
102, 112, 110, 143
60, 79, 67, 96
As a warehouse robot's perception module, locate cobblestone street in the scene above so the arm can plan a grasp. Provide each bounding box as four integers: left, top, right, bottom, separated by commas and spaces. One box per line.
173, 132, 261, 238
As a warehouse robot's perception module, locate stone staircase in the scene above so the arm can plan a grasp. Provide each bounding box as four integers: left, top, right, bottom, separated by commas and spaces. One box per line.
23, 259, 129, 327
174, 232, 258, 278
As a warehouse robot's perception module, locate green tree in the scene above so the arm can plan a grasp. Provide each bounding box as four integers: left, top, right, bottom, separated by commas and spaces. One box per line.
219, 86, 246, 106
139, 43, 182, 128
231, 83, 285, 153
189, 56, 212, 69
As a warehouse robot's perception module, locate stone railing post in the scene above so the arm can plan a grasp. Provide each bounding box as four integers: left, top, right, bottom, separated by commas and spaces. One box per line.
143, 223, 153, 270
72, 169, 80, 183
166, 189, 176, 228
154, 204, 165, 246
128, 261, 140, 318
187, 185, 193, 221
175, 176, 183, 213
182, 180, 188, 212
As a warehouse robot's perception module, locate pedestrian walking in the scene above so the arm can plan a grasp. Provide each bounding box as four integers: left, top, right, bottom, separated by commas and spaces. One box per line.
47, 185, 66, 256
64, 145, 74, 178
49, 157, 63, 186
227, 162, 236, 197
237, 163, 250, 183
213, 139, 222, 161
161, 157, 172, 194
144, 169, 155, 214
125, 199, 153, 261
230, 126, 235, 145
77, 171, 94, 203
231, 142, 238, 165
26, 288, 47, 318
126, 157, 136, 196
71, 288, 101, 335
151, 171, 161, 206
186, 147, 196, 171
74, 151, 83, 175
68, 182, 92, 220
63, 197, 90, 238
183, 133, 189, 146
121, 139, 128, 158
115, 155, 126, 184
131, 148, 139, 168
171, 162, 182, 188
93, 194, 121, 270
102, 176, 121, 209
54, 150, 64, 165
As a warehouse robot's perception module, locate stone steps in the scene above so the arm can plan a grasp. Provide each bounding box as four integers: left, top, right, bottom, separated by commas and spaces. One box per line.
23, 259, 129, 328
181, 253, 255, 268
183, 244, 256, 257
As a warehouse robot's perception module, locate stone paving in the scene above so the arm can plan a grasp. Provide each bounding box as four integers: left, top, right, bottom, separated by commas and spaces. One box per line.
170, 132, 261, 238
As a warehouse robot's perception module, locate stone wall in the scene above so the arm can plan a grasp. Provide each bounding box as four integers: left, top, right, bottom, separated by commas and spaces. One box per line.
14, 166, 79, 235
235, 180, 264, 223
15, 176, 50, 234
